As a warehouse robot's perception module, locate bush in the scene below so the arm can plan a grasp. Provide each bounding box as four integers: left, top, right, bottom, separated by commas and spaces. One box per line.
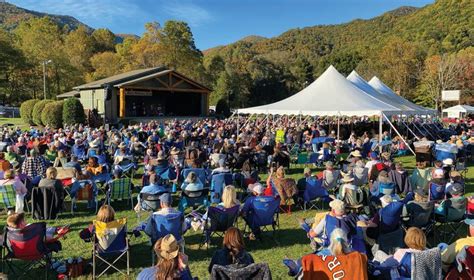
62, 98, 85, 126
20, 99, 40, 125
215, 98, 231, 117
32, 99, 54, 126
41, 101, 63, 128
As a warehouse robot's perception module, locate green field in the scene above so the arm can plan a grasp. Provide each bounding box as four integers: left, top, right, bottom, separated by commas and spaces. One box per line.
0, 155, 472, 279
0, 118, 29, 130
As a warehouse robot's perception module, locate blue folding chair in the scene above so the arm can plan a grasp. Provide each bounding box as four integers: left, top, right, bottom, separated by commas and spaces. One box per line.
182, 168, 208, 187
379, 202, 404, 234
429, 182, 446, 201
303, 178, 329, 211
145, 212, 184, 265
378, 182, 396, 196
201, 205, 240, 248
243, 196, 280, 239
308, 153, 319, 165
72, 145, 87, 161
210, 173, 234, 204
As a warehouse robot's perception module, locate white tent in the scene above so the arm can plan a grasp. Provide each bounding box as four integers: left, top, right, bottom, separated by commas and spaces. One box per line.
237, 66, 400, 116
442, 105, 474, 118
368, 76, 435, 114
347, 71, 424, 114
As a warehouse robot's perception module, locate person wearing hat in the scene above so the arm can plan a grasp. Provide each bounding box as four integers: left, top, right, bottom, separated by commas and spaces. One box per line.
21, 148, 47, 184
402, 188, 434, 228
322, 161, 340, 191
137, 234, 192, 280
428, 168, 447, 201
442, 158, 454, 180
434, 183, 467, 222
445, 170, 464, 195
352, 160, 368, 186
370, 170, 395, 198
340, 172, 363, 207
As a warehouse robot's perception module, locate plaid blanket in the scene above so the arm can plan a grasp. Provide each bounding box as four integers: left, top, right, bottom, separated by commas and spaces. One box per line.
0, 184, 17, 209
108, 178, 132, 200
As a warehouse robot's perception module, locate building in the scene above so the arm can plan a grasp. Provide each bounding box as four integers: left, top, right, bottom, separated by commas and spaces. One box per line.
73, 67, 210, 123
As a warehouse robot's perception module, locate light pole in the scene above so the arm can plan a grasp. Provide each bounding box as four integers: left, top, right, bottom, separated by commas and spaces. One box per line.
42, 60, 52, 99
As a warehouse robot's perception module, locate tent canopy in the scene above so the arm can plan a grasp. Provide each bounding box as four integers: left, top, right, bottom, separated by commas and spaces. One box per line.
442, 104, 474, 113
237, 66, 399, 117
368, 76, 435, 114
347, 71, 425, 114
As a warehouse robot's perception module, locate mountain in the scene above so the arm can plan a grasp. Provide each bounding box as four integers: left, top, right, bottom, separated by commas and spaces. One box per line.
204, 0, 473, 72
0, 1, 93, 32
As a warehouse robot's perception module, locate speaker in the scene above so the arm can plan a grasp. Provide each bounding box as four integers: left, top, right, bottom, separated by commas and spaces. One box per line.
104, 85, 112, 101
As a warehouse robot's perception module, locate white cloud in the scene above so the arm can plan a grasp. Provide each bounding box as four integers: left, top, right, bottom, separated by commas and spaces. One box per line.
10, 0, 140, 24
162, 1, 212, 27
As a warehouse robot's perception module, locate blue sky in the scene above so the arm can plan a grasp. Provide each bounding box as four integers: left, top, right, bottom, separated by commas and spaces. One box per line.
8, 0, 434, 50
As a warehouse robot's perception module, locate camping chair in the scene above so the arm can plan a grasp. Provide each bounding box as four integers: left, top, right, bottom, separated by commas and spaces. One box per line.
145, 212, 184, 265
294, 152, 308, 167
429, 182, 446, 202
308, 153, 319, 165
200, 205, 240, 248
92, 218, 130, 279
71, 180, 98, 215
106, 178, 134, 210
1, 222, 55, 279
397, 248, 442, 280
435, 200, 466, 244
243, 196, 280, 239
402, 204, 435, 246
182, 168, 208, 187
31, 186, 62, 220
303, 178, 328, 211
210, 173, 234, 204
114, 161, 136, 180
377, 202, 404, 254
378, 182, 396, 196
455, 156, 468, 178
211, 263, 272, 280
445, 246, 474, 279
178, 188, 210, 212
139, 191, 168, 213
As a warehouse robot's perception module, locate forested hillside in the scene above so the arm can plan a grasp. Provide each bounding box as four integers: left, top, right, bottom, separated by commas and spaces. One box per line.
0, 0, 472, 110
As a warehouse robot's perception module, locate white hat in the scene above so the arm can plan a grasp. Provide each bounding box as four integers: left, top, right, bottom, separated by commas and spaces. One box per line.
442, 158, 453, 166
433, 168, 445, 178
329, 199, 345, 213
248, 183, 264, 195
380, 194, 393, 207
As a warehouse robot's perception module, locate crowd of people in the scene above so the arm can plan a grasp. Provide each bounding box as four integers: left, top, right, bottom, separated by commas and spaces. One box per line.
0, 117, 472, 279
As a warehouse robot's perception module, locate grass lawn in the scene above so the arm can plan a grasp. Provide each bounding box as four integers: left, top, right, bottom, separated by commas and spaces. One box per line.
0, 156, 472, 279
0, 118, 29, 131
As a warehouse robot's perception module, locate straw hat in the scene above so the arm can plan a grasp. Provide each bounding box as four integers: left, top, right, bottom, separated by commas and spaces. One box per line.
442, 158, 453, 166
156, 234, 179, 260
329, 199, 345, 213
341, 173, 354, 183
350, 150, 362, 158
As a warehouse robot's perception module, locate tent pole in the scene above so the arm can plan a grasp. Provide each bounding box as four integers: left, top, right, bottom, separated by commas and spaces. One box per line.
337, 114, 340, 142
266, 113, 269, 130
379, 113, 383, 153
401, 119, 420, 141
236, 113, 240, 135
383, 113, 416, 156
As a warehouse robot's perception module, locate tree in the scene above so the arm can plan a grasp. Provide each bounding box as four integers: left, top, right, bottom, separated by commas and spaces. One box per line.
289, 57, 314, 91
215, 98, 230, 117
63, 98, 85, 125
20, 99, 40, 125
92, 28, 116, 52
415, 53, 466, 110
32, 99, 53, 125
64, 26, 95, 74
87, 51, 122, 81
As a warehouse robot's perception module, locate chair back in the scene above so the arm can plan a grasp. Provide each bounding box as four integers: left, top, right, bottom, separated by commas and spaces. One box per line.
207, 205, 240, 232
31, 186, 61, 220
75, 180, 94, 201
301, 251, 368, 280
405, 202, 433, 228
0, 184, 17, 209
93, 218, 128, 253
210, 173, 234, 204
4, 222, 49, 260
378, 182, 395, 195
303, 178, 327, 202
155, 166, 177, 181
308, 153, 318, 164
108, 178, 132, 200
211, 263, 271, 280
429, 182, 446, 201
182, 168, 208, 187
379, 202, 404, 233
248, 196, 280, 228
297, 152, 308, 164
149, 212, 183, 243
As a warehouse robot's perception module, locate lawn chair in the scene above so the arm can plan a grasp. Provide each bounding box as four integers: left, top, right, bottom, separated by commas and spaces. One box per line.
294, 152, 308, 167
182, 168, 208, 187
200, 205, 240, 248
106, 178, 134, 210
31, 186, 62, 220
397, 248, 442, 280
378, 182, 396, 196
1, 222, 55, 279
243, 196, 280, 239
114, 161, 136, 180
178, 188, 210, 212
70, 180, 98, 215
145, 212, 184, 265
303, 178, 329, 211
92, 218, 130, 279
429, 182, 446, 202
211, 263, 272, 280
435, 200, 466, 244
210, 173, 234, 204
455, 157, 468, 179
